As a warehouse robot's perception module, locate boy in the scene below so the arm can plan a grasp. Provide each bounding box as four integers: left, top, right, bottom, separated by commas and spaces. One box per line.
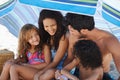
56, 40, 103, 80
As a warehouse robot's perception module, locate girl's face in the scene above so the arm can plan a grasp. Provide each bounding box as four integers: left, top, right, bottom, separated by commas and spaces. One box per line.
43, 18, 57, 36
28, 30, 40, 46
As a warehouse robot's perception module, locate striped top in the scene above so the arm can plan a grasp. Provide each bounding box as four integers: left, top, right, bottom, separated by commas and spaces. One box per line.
26, 51, 45, 64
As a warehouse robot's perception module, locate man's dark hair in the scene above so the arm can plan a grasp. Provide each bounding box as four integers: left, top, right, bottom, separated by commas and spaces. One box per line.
65, 13, 95, 32
73, 40, 102, 70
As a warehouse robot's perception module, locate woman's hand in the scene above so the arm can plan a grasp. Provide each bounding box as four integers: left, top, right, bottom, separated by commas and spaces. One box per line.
55, 70, 62, 79
55, 70, 68, 80
34, 73, 39, 80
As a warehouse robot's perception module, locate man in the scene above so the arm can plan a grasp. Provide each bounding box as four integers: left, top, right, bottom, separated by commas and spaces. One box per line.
64, 13, 120, 80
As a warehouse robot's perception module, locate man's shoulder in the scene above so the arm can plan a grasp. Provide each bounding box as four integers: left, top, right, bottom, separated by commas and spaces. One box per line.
100, 30, 117, 40
102, 33, 119, 46
103, 34, 117, 41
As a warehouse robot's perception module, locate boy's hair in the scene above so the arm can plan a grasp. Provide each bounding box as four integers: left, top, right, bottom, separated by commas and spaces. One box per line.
73, 40, 102, 70
65, 13, 95, 32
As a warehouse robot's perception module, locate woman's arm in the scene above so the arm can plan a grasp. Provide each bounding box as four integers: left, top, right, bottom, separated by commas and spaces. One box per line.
38, 35, 68, 74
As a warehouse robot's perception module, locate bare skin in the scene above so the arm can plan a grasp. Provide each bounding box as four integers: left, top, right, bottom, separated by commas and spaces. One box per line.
34, 12, 69, 80
67, 26, 120, 73
34, 35, 68, 80
9, 45, 51, 80
79, 64, 103, 80
64, 26, 87, 66
56, 58, 103, 80
0, 59, 15, 80
63, 33, 78, 66
85, 28, 119, 72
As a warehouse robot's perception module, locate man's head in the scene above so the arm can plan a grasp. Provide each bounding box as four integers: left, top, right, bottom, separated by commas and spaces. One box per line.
73, 40, 102, 70
65, 13, 95, 32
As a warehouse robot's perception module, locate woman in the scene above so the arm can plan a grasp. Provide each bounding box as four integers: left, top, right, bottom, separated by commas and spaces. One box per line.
34, 9, 68, 80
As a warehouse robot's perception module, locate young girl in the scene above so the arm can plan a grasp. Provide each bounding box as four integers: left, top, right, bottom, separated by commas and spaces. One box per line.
34, 9, 68, 80
0, 24, 51, 80
55, 40, 103, 80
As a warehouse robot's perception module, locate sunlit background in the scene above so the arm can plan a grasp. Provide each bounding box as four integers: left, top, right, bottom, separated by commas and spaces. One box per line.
0, 0, 120, 79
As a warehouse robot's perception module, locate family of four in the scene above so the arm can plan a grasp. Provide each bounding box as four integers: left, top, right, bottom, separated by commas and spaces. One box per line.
0, 9, 120, 80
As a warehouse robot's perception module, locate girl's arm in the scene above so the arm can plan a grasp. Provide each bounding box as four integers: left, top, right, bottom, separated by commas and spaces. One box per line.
22, 44, 51, 69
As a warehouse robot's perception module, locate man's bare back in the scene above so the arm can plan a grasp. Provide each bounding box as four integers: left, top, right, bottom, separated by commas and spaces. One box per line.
91, 29, 115, 72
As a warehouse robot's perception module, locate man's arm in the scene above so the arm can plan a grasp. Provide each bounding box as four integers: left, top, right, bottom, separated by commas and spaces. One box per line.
63, 45, 74, 66
106, 36, 120, 73
63, 34, 79, 66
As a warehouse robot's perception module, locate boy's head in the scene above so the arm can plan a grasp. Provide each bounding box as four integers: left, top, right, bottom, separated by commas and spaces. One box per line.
73, 40, 102, 70
65, 13, 95, 32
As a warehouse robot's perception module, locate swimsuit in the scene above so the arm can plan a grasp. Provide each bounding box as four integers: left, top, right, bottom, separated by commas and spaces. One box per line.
26, 51, 45, 64
51, 49, 66, 70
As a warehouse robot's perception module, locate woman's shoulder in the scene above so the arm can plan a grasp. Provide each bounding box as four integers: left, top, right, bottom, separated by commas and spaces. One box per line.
42, 43, 50, 50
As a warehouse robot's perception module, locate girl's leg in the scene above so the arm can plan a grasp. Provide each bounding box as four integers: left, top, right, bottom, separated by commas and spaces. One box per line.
10, 64, 38, 80
0, 61, 14, 80
38, 69, 56, 80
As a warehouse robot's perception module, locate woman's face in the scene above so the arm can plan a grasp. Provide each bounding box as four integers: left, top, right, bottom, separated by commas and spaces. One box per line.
43, 18, 57, 36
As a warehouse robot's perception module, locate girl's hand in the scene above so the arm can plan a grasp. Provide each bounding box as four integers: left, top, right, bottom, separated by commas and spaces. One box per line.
3, 59, 15, 67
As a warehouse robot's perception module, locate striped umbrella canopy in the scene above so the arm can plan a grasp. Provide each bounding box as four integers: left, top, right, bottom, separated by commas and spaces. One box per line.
19, 0, 98, 16
18, 0, 120, 26
0, 0, 16, 16
102, 0, 120, 27
0, 1, 120, 78
0, 0, 120, 39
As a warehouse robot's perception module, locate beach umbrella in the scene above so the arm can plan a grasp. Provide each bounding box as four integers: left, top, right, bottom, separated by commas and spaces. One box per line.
102, 0, 120, 27
0, 1, 119, 78
0, 0, 120, 38
18, 0, 120, 27
0, 0, 16, 17
19, 0, 98, 16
